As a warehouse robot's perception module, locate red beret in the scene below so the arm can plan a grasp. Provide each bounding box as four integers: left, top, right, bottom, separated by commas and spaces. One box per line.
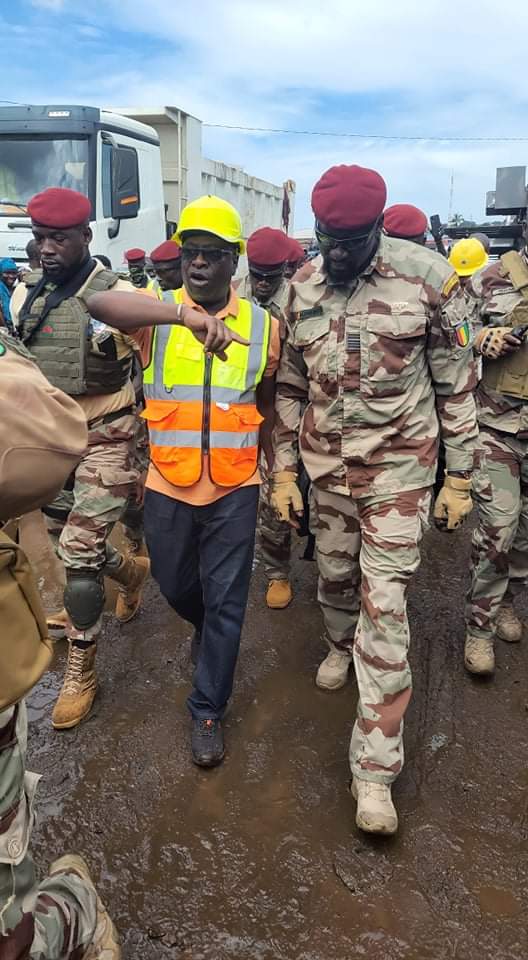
384, 204, 428, 239
27, 187, 92, 228
150, 240, 182, 263
286, 237, 305, 262
125, 248, 146, 262
247, 227, 291, 267
311, 164, 387, 230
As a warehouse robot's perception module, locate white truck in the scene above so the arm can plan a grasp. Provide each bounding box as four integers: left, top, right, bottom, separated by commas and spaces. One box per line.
0, 103, 294, 270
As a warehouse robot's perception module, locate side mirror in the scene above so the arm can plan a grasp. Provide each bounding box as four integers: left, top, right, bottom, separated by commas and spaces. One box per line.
111, 146, 140, 220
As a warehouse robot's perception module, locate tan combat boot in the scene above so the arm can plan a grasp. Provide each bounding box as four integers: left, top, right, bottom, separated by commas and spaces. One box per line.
266, 579, 293, 609
464, 634, 495, 675
52, 643, 97, 729
111, 555, 150, 624
351, 777, 398, 835
46, 608, 71, 641
49, 854, 121, 959
496, 602, 523, 643
316, 647, 353, 690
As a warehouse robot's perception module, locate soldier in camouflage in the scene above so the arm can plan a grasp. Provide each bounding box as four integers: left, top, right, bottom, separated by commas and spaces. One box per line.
10, 188, 150, 730
0, 330, 120, 958
237, 227, 295, 609
464, 239, 528, 673
271, 165, 479, 835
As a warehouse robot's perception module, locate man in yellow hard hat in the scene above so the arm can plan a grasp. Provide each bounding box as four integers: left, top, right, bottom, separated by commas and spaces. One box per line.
448, 237, 488, 288
87, 196, 281, 768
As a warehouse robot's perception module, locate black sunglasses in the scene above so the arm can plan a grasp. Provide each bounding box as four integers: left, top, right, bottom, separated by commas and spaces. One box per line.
181, 246, 234, 263
315, 221, 378, 253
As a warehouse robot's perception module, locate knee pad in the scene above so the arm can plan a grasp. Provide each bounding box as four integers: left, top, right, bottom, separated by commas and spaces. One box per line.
64, 570, 105, 631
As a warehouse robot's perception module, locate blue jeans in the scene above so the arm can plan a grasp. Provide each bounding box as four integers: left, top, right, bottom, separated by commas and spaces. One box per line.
144, 486, 259, 719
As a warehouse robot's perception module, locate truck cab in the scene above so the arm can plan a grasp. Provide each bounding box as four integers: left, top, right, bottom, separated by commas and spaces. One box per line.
0, 104, 166, 269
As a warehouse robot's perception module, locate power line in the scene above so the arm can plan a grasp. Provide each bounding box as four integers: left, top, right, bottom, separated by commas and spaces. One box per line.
204, 122, 528, 143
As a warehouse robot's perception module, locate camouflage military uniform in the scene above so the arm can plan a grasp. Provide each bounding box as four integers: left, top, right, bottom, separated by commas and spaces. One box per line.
238, 273, 293, 580
273, 236, 478, 783
465, 254, 528, 640
0, 702, 97, 955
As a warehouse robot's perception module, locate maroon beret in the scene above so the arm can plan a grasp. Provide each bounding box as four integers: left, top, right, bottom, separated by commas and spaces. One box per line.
247, 227, 291, 267
286, 237, 305, 262
27, 188, 92, 228
311, 164, 387, 230
124, 248, 146, 262
384, 203, 428, 239
150, 240, 182, 263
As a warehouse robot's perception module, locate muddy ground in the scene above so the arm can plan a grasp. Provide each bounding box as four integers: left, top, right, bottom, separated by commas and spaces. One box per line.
20, 512, 528, 960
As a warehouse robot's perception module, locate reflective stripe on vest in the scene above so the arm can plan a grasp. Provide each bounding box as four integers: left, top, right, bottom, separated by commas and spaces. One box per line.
143, 289, 270, 487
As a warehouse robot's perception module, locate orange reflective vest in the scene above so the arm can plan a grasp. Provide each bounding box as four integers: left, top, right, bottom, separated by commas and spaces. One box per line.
142, 289, 270, 487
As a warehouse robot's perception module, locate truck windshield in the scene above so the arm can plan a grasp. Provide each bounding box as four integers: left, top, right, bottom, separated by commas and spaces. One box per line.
0, 137, 89, 215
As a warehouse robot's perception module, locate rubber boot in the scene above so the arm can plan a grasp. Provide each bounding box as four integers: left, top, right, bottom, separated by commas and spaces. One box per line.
266, 579, 293, 609
111, 555, 150, 624
316, 645, 353, 690
52, 642, 97, 729
464, 634, 495, 675
46, 608, 71, 641
351, 777, 398, 835
49, 854, 121, 959
496, 602, 523, 643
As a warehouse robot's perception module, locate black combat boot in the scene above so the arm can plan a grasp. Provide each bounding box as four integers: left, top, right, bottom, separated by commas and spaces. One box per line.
191, 718, 224, 767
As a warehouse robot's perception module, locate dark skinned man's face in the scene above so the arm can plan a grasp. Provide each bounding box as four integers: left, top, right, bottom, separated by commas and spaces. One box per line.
248, 262, 285, 305
155, 259, 183, 292
316, 217, 383, 285
181, 232, 237, 308
31, 223, 91, 283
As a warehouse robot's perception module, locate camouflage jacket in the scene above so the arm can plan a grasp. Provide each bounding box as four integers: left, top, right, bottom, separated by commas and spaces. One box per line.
466, 254, 528, 437
273, 235, 478, 497
236, 274, 291, 339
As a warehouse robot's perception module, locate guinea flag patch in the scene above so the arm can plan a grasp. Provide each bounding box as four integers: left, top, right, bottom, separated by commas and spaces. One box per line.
454, 319, 470, 347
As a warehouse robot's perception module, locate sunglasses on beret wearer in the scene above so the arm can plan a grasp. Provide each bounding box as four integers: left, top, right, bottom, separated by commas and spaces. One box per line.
181, 245, 235, 264
315, 220, 379, 253
248, 264, 285, 280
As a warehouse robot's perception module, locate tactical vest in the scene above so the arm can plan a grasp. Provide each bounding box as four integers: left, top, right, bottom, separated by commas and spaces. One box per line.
20, 267, 132, 397
481, 251, 528, 399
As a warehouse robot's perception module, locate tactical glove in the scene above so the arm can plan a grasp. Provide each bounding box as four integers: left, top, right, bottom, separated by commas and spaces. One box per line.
433, 475, 473, 531
271, 471, 304, 525
475, 326, 521, 359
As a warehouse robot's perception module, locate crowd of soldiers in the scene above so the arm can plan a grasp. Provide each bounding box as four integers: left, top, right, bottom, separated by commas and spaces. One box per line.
1, 160, 527, 957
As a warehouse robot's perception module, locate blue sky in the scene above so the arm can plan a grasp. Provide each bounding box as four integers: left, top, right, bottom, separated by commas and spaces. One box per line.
3, 0, 528, 228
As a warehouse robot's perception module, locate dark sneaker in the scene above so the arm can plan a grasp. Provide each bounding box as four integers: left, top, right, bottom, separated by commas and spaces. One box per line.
191, 718, 224, 768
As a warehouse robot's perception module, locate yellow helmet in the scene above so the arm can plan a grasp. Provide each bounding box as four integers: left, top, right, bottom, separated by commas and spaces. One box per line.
448, 237, 488, 277
173, 195, 246, 254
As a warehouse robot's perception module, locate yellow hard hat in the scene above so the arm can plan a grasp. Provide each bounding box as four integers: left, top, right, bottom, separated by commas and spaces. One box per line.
173, 195, 246, 254
448, 237, 488, 277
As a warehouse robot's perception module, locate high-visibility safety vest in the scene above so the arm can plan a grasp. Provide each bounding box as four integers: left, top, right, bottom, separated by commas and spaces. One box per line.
142, 289, 270, 487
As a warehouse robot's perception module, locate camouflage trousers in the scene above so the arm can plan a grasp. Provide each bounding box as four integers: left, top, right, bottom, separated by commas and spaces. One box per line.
0, 702, 97, 956
258, 473, 291, 580
466, 427, 528, 641
312, 483, 432, 784
120, 415, 149, 551
45, 411, 136, 639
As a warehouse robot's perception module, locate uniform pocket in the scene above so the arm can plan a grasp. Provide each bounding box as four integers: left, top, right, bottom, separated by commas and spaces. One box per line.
366, 313, 427, 383
294, 315, 336, 381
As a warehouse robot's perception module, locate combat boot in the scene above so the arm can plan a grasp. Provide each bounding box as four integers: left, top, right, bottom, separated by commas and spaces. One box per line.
266, 578, 293, 609
496, 602, 523, 643
111, 555, 150, 624
49, 854, 121, 958
351, 777, 398, 835
316, 647, 353, 690
464, 634, 495, 675
52, 642, 97, 729
46, 608, 71, 641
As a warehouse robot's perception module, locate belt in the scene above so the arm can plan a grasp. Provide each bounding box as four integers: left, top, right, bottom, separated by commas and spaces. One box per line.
88, 404, 135, 430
